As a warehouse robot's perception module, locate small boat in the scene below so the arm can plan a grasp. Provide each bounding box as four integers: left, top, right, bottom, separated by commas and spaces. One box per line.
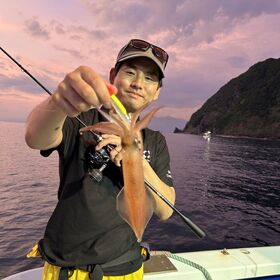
203, 131, 211, 140
3, 246, 280, 280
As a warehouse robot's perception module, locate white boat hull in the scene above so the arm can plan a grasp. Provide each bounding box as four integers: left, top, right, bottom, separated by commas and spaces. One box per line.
3, 246, 280, 280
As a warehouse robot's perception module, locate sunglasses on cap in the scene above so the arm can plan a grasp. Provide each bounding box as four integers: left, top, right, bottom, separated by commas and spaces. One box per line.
117, 39, 169, 68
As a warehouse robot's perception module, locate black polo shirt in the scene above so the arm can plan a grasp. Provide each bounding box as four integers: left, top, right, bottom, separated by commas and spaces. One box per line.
39, 108, 173, 275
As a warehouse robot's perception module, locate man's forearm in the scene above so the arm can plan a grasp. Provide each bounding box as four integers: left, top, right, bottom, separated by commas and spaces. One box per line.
143, 159, 176, 220
25, 96, 67, 150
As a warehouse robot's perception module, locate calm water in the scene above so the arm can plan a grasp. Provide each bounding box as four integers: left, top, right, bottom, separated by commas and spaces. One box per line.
0, 121, 279, 278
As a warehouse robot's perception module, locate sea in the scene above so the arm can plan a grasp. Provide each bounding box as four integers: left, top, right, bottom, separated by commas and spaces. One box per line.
0, 121, 279, 279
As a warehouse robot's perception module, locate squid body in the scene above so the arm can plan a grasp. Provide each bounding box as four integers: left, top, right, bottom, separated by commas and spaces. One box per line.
80, 105, 160, 241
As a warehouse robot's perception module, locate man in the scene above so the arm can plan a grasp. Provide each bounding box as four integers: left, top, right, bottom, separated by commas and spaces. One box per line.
25, 39, 175, 280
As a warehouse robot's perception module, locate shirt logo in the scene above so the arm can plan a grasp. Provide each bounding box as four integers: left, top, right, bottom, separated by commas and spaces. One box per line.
167, 170, 172, 179
143, 149, 172, 180
143, 150, 151, 162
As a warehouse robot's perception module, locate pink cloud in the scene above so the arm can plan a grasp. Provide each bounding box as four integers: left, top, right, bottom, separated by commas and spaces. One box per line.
24, 17, 50, 39
0, 1, 280, 122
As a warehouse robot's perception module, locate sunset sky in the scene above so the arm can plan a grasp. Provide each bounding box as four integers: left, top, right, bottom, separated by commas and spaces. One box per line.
1, 0, 280, 122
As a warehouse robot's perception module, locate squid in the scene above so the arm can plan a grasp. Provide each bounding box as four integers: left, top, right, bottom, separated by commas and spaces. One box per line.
79, 105, 161, 241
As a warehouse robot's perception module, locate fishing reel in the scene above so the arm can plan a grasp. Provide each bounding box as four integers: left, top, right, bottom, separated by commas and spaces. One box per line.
84, 142, 113, 182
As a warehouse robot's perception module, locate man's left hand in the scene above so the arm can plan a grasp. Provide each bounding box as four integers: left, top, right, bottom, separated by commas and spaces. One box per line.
95, 134, 123, 167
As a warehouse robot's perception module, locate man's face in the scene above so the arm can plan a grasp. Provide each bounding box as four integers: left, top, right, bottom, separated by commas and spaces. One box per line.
110, 57, 161, 113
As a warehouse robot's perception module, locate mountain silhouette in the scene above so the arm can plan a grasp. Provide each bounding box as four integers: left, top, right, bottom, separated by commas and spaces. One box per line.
180, 58, 280, 139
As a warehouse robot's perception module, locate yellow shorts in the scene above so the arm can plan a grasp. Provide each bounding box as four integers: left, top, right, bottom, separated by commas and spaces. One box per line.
28, 244, 144, 280
42, 262, 143, 280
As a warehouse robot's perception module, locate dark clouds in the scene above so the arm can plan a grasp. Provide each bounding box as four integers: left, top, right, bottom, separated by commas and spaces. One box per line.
159, 71, 223, 108
0, 74, 41, 94
24, 18, 50, 39
217, 0, 280, 17
53, 45, 85, 60
68, 25, 107, 40
2, 0, 280, 120
0, 72, 58, 96
81, 0, 280, 46
24, 17, 107, 42
225, 56, 250, 68
51, 21, 66, 35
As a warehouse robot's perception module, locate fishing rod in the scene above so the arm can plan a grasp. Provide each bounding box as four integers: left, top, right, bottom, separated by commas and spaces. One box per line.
0, 47, 91, 130
0, 46, 206, 239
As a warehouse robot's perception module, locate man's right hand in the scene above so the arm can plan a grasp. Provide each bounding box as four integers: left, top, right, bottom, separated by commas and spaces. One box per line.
25, 66, 115, 150
52, 66, 113, 117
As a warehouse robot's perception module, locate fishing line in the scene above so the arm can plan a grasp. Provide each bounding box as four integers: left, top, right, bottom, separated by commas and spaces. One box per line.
0, 46, 206, 239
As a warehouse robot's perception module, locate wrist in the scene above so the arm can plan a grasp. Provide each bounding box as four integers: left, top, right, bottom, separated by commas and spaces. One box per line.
48, 95, 67, 117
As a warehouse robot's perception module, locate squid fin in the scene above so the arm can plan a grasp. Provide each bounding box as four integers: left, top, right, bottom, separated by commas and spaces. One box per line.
116, 188, 154, 242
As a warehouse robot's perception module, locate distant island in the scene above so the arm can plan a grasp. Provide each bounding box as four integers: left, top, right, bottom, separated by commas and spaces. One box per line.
176, 58, 280, 139
150, 116, 185, 133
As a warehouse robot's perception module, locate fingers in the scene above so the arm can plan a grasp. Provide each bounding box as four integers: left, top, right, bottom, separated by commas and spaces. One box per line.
52, 66, 113, 117
81, 68, 113, 108
95, 134, 123, 167
52, 82, 92, 117
109, 147, 123, 167
95, 134, 121, 150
